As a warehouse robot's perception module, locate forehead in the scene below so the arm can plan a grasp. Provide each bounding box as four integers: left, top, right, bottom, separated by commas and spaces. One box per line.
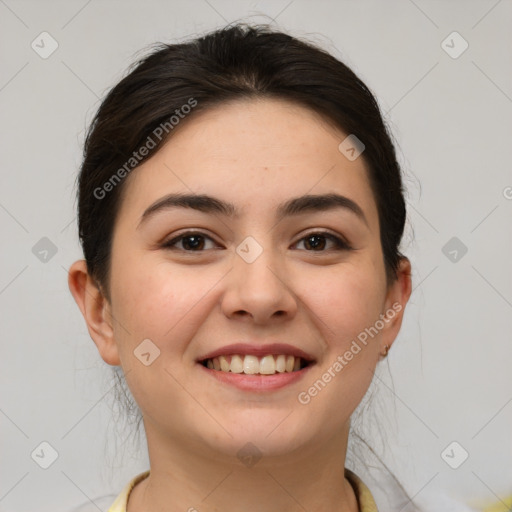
117, 97, 378, 228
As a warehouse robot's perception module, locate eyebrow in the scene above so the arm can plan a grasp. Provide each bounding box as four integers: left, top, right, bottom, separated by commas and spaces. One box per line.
137, 192, 369, 229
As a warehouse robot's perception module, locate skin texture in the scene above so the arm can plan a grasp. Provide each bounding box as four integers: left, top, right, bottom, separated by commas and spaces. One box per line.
69, 97, 412, 512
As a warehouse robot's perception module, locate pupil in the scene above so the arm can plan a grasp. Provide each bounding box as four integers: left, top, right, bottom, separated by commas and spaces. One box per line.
184, 235, 203, 250
306, 235, 325, 250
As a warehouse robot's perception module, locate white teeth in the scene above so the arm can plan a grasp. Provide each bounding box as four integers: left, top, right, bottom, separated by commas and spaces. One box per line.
259, 355, 275, 374
230, 354, 244, 373
243, 355, 259, 375
275, 354, 286, 373
203, 354, 307, 375
219, 355, 230, 372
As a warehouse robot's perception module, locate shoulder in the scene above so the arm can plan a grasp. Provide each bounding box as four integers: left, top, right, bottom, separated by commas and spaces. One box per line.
106, 470, 151, 512
482, 496, 512, 512
68, 494, 118, 512
345, 468, 379, 512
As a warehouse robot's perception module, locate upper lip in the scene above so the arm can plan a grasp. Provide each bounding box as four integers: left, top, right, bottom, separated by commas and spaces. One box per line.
197, 343, 316, 363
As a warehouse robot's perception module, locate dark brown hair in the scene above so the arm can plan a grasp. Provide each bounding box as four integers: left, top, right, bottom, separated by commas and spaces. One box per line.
76, 22, 407, 302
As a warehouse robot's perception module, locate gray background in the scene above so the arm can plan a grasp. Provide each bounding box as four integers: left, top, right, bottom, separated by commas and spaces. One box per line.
1, 1, 511, 511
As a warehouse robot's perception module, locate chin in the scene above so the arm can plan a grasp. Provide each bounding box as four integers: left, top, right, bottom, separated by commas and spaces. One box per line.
201, 416, 315, 463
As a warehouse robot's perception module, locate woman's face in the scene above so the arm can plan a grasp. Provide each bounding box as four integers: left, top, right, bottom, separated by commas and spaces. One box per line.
76, 97, 410, 462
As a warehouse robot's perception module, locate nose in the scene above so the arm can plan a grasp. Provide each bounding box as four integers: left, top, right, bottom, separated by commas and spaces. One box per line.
221, 242, 298, 325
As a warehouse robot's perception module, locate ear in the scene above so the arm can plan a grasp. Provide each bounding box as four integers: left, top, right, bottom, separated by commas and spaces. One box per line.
379, 257, 412, 355
67, 260, 121, 366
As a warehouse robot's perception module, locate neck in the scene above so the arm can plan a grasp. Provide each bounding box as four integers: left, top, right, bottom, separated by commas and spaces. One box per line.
127, 420, 359, 512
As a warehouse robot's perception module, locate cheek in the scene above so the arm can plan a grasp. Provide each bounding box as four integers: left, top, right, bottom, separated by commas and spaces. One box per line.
110, 253, 217, 358
115, 267, 181, 337
295, 265, 383, 423
297, 259, 384, 347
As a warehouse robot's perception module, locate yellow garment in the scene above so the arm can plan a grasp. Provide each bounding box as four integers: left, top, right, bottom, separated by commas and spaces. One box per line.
107, 470, 149, 512
345, 468, 379, 512
106, 467, 379, 511
482, 496, 512, 512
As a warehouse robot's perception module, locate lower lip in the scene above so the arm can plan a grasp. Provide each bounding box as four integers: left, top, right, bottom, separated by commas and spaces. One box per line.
197, 363, 314, 391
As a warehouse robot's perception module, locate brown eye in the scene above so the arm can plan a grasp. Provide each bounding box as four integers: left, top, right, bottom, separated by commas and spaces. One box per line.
294, 232, 352, 251
162, 232, 217, 251
161, 230, 352, 253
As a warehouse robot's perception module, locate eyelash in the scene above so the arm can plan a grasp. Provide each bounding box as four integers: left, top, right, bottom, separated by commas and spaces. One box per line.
161, 230, 353, 253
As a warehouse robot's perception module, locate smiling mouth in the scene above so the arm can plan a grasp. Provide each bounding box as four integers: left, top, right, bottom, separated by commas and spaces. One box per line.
200, 354, 312, 375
